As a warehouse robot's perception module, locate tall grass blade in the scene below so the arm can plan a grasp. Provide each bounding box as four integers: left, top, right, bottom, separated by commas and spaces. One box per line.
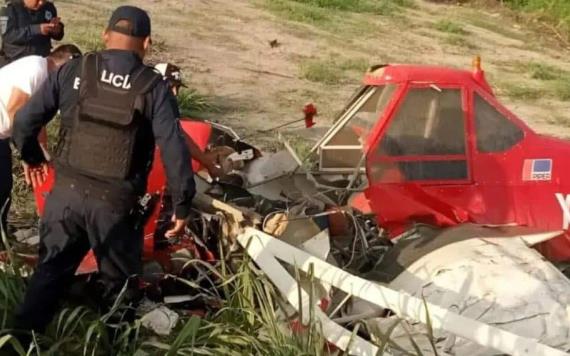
401, 321, 424, 356
167, 315, 201, 356
0, 334, 26, 355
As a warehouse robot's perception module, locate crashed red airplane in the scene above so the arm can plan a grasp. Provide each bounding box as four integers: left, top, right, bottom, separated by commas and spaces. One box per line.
329, 57, 570, 262
26, 57, 570, 354
31, 57, 570, 271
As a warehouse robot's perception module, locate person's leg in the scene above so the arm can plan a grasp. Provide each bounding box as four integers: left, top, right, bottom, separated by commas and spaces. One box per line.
0, 138, 12, 239
0, 54, 7, 69
86, 195, 143, 319
14, 186, 90, 333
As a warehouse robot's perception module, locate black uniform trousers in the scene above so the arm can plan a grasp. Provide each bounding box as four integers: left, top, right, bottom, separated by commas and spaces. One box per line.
14, 180, 143, 332
0, 55, 8, 69
0, 138, 12, 238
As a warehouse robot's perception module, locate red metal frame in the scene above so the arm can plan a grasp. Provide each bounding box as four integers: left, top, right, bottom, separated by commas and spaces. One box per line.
363, 64, 570, 261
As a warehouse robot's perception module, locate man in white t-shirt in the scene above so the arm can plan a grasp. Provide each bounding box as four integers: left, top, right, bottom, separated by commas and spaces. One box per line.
0, 44, 80, 240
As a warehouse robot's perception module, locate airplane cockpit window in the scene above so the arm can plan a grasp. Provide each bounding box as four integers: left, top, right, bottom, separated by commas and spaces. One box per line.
475, 93, 524, 153
370, 87, 468, 182
380, 88, 465, 156
319, 84, 396, 171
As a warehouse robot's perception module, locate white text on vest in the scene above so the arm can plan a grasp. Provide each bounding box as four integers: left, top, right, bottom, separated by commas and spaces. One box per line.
100, 70, 132, 89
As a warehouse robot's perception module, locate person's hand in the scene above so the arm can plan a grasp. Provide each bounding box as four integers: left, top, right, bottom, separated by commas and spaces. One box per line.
204, 160, 223, 179
39, 23, 56, 36
50, 18, 63, 37
22, 162, 49, 189
165, 214, 187, 238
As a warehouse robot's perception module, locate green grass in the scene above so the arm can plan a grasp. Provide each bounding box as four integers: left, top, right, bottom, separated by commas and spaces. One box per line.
515, 61, 567, 80
433, 19, 476, 50
0, 251, 329, 355
64, 28, 105, 53
465, 0, 570, 45
443, 34, 478, 49
48, 0, 108, 52
504, 0, 570, 35
263, 0, 412, 30
337, 57, 370, 72
466, 15, 525, 41
553, 80, 570, 101
288, 0, 412, 14
0, 243, 439, 355
301, 59, 343, 84
300, 57, 370, 84
177, 88, 217, 116
528, 62, 565, 80
499, 82, 545, 100
265, 0, 335, 27
281, 133, 317, 168
504, 61, 570, 101
434, 20, 466, 35
499, 82, 565, 102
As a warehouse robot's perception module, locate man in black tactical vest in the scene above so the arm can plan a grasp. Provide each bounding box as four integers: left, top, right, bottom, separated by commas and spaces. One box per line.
0, 0, 64, 66
11, 5, 195, 337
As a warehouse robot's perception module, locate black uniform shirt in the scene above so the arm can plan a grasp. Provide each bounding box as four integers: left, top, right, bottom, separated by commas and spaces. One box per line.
12, 50, 196, 219
2, 0, 63, 61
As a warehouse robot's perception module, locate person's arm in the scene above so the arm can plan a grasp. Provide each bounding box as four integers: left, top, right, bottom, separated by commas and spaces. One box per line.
184, 132, 222, 177
151, 83, 195, 237
6, 88, 50, 172
12, 67, 61, 186
2, 6, 50, 46
37, 127, 49, 161
6, 87, 30, 123
37, 127, 47, 147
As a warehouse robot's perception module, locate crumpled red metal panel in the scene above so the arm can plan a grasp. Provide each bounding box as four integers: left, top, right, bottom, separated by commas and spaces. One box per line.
365, 183, 471, 238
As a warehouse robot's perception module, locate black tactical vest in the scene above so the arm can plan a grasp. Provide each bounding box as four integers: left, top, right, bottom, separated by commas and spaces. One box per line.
64, 53, 161, 180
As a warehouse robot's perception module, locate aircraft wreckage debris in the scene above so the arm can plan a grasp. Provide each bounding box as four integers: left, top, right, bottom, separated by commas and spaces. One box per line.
9, 59, 570, 355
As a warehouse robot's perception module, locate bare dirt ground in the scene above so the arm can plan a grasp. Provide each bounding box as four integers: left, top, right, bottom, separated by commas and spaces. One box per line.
56, 0, 570, 142
55, 0, 570, 146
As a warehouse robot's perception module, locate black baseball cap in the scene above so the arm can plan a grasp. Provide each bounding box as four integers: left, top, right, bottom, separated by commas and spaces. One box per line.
107, 6, 151, 38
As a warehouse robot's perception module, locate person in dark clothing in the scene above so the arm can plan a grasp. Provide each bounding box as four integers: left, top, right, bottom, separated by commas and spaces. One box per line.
1, 0, 64, 65
11, 5, 195, 335
154, 62, 222, 177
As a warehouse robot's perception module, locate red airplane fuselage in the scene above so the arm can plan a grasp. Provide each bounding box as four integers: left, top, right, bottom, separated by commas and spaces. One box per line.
356, 64, 570, 261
